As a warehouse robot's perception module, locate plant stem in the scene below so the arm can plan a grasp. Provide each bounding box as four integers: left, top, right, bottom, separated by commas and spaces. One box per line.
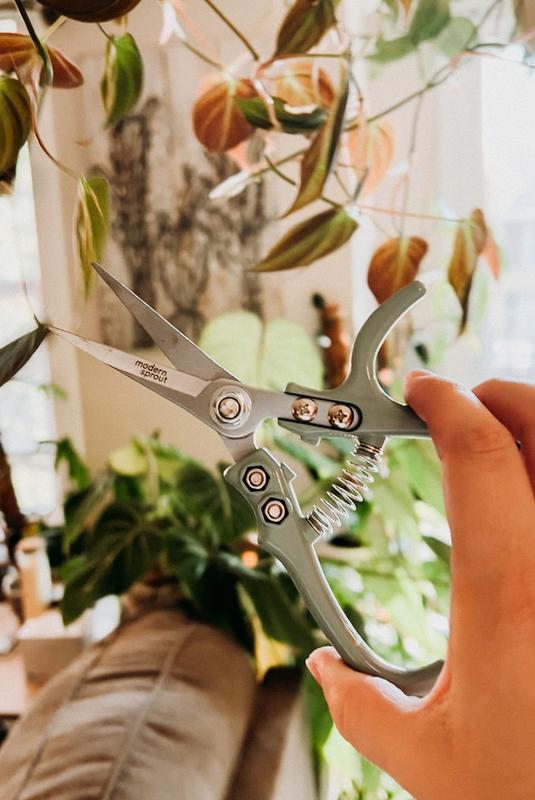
200, 0, 259, 60
180, 38, 223, 69
13, 0, 53, 87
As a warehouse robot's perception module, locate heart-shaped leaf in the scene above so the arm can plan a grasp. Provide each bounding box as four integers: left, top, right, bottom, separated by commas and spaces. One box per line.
101, 32, 143, 127
0, 76, 32, 191
199, 311, 323, 390
369, 0, 450, 62
367, 236, 428, 303
192, 77, 256, 152
286, 69, 349, 214
253, 205, 358, 273
345, 119, 394, 195
265, 59, 334, 108
236, 95, 326, 134
447, 208, 487, 333
36, 0, 143, 23
274, 0, 342, 57
0, 323, 48, 387
0, 33, 83, 89
75, 174, 110, 295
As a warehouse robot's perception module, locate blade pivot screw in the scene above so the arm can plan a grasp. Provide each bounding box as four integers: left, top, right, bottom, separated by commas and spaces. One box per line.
211, 388, 251, 427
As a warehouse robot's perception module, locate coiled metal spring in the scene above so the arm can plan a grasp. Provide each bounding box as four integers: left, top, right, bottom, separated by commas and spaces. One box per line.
307, 438, 384, 537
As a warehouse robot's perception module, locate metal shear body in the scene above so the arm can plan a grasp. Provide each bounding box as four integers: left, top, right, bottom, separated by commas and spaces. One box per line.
53, 262, 443, 697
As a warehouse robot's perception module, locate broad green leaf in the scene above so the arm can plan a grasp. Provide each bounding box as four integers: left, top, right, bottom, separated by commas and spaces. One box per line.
409, 0, 450, 45
274, 0, 342, 57
101, 32, 143, 127
61, 513, 163, 624
54, 437, 91, 490
423, 534, 451, 566
0, 324, 47, 387
199, 311, 323, 390
303, 668, 333, 761
75, 174, 110, 295
447, 208, 487, 332
63, 472, 113, 552
367, 236, 428, 304
287, 70, 349, 214
369, 35, 415, 63
393, 440, 444, 514
253, 206, 358, 273
369, 0, 450, 62
108, 441, 148, 477
272, 432, 340, 481
236, 96, 326, 135
436, 16, 477, 58
220, 554, 316, 651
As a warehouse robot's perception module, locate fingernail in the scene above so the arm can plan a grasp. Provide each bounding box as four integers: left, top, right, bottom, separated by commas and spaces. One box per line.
306, 656, 322, 684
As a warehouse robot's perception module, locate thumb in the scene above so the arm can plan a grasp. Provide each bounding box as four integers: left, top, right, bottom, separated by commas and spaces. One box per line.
306, 647, 424, 780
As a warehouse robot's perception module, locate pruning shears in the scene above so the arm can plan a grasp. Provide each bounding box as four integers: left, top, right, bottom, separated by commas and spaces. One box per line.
52, 261, 442, 697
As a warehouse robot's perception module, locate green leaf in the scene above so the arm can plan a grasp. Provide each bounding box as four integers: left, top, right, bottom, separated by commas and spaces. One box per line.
199, 311, 323, 390
303, 668, 333, 761
54, 437, 91, 490
436, 16, 477, 58
393, 440, 444, 514
220, 554, 316, 651
409, 0, 450, 44
253, 206, 358, 273
75, 174, 110, 295
423, 535, 451, 566
369, 35, 415, 63
287, 70, 349, 214
101, 32, 143, 127
61, 514, 163, 624
274, 0, 342, 56
236, 96, 327, 134
63, 472, 113, 552
369, 0, 451, 62
0, 324, 47, 387
272, 432, 339, 481
108, 441, 148, 477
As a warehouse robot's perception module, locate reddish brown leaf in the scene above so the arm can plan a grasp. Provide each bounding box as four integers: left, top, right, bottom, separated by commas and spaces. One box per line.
274, 0, 342, 57
447, 208, 487, 332
252, 206, 358, 272
367, 236, 428, 304
286, 68, 348, 215
36, 0, 142, 23
344, 118, 394, 195
192, 78, 256, 153
264, 59, 334, 108
481, 228, 500, 279
0, 33, 83, 89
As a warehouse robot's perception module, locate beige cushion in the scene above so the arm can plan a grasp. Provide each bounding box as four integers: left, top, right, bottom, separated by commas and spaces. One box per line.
0, 609, 257, 800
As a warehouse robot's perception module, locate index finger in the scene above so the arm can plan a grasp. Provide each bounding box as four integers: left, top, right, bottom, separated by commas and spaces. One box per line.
404, 371, 535, 590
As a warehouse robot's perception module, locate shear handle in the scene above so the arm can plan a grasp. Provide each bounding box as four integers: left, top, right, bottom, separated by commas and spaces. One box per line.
225, 448, 443, 697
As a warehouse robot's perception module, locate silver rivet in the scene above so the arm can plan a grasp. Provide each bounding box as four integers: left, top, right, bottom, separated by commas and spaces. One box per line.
291, 397, 318, 422
217, 396, 241, 420
262, 498, 288, 524
327, 403, 355, 430
210, 388, 251, 427
243, 466, 269, 492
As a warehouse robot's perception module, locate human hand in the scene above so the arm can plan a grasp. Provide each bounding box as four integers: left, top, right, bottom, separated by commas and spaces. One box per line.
306, 372, 535, 800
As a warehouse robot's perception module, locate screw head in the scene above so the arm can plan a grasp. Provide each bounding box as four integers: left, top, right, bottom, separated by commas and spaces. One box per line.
217, 396, 241, 420
210, 388, 251, 427
327, 403, 355, 430
262, 498, 288, 525
291, 397, 318, 422
243, 466, 269, 492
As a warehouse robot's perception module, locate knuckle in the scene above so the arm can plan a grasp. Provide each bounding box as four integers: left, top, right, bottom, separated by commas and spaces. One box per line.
461, 421, 512, 460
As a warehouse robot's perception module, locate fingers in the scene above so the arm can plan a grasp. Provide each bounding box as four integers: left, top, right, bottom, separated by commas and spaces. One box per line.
306, 647, 424, 783
404, 371, 535, 594
473, 379, 535, 495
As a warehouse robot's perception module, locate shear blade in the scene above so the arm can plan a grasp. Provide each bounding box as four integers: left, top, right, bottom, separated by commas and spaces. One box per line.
51, 327, 208, 403
91, 261, 236, 383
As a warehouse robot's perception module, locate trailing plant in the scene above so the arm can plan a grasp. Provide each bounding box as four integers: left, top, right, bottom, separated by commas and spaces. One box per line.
0, 0, 522, 322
